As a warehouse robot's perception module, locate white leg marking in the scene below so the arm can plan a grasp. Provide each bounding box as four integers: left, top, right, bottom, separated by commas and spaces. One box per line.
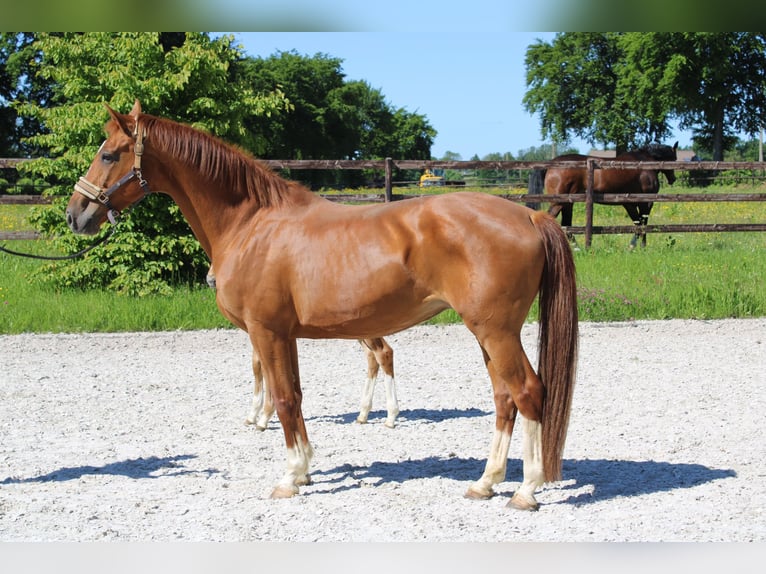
357, 375, 376, 424
383, 374, 400, 428
245, 385, 264, 426
509, 416, 544, 510
272, 434, 314, 498
466, 428, 511, 499
256, 397, 275, 430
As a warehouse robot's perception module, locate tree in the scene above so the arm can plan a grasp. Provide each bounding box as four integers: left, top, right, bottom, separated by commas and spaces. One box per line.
515, 144, 577, 161
524, 32, 766, 160
0, 33, 53, 159
524, 33, 630, 151
16, 32, 291, 295
238, 50, 435, 188
654, 33, 766, 160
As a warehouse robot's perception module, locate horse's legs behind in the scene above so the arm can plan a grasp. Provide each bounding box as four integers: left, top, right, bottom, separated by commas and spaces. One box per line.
244, 350, 275, 430
464, 334, 545, 511
357, 337, 399, 428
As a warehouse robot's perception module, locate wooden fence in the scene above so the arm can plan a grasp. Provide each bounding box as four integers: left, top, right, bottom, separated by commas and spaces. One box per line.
2, 158, 766, 247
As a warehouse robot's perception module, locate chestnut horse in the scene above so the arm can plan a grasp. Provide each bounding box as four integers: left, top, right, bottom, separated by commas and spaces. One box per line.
66, 101, 578, 510
207, 265, 399, 429
544, 142, 678, 247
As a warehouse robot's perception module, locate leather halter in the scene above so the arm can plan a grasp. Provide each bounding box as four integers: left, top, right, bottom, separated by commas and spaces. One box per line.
73, 125, 150, 224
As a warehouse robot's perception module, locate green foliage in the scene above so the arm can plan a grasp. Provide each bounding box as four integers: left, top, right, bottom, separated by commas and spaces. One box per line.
14, 32, 291, 296
240, 50, 435, 188
28, 195, 209, 296
524, 33, 766, 158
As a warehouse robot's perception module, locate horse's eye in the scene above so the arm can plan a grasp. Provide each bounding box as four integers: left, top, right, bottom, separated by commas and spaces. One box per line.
101, 151, 117, 164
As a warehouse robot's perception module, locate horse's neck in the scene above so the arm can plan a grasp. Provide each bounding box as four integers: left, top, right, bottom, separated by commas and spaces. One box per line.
146, 157, 259, 260
148, 154, 317, 262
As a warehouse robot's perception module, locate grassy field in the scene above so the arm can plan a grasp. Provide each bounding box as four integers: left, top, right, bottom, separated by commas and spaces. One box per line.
2, 185, 765, 333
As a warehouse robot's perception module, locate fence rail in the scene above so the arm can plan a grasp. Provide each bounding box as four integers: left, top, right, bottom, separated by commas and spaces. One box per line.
3, 158, 766, 246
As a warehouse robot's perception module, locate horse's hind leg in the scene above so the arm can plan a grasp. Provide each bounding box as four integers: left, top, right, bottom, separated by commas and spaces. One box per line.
357, 338, 399, 427
357, 340, 378, 424
245, 350, 275, 430
465, 335, 545, 511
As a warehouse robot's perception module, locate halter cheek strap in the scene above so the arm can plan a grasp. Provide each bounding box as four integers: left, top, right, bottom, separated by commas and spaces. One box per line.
73, 126, 151, 223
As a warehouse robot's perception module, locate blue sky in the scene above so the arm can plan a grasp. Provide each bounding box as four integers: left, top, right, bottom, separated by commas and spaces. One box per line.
230, 32, 696, 160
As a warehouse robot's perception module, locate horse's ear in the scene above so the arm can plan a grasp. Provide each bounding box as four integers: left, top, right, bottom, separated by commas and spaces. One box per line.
673, 141, 678, 151
129, 99, 142, 118
103, 103, 135, 138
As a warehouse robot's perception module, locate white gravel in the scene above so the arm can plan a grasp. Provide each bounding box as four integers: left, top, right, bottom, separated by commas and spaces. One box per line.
1, 319, 764, 541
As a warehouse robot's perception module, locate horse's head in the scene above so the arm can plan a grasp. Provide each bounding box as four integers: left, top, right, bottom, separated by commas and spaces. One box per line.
643, 141, 678, 185
66, 100, 150, 235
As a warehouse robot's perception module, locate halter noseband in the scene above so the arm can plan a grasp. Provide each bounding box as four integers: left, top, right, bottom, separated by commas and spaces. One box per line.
73, 125, 151, 224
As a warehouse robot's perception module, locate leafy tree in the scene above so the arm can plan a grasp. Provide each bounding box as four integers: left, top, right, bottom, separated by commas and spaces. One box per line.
239, 50, 435, 188
1, 33, 53, 160
515, 144, 578, 161
658, 33, 766, 160
524, 32, 766, 160
524, 33, 629, 150
16, 32, 290, 295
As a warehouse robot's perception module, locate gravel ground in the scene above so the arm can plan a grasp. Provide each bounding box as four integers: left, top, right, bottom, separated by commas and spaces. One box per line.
1, 319, 764, 542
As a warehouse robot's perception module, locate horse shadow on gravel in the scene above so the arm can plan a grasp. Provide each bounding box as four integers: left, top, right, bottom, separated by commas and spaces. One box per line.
308, 407, 490, 425
313, 456, 736, 505
0, 454, 219, 484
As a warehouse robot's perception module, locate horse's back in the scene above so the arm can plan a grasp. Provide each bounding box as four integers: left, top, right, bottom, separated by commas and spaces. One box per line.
544, 154, 588, 195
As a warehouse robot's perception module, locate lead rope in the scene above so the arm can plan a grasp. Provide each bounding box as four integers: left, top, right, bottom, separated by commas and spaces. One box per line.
0, 224, 118, 261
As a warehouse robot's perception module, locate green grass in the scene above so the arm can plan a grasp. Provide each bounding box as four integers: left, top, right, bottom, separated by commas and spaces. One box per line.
2, 186, 766, 334
0, 204, 37, 232
1, 241, 229, 333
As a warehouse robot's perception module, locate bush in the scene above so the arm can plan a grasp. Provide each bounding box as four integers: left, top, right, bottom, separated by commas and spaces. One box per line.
30, 192, 209, 296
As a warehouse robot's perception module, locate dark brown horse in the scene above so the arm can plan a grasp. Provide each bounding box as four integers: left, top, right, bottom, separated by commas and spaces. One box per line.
544, 142, 678, 247
66, 100, 578, 510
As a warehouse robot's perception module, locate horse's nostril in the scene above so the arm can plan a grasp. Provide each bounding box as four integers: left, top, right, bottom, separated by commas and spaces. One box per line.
66, 210, 76, 231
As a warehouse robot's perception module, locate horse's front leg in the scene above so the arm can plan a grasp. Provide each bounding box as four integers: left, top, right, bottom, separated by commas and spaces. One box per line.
249, 331, 313, 498
638, 204, 653, 248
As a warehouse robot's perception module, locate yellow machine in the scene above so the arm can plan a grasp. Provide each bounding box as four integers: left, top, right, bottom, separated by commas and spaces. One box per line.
418, 168, 445, 187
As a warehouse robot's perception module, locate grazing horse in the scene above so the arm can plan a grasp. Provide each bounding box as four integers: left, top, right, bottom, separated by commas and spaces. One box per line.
66, 100, 578, 510
207, 266, 399, 429
544, 142, 678, 247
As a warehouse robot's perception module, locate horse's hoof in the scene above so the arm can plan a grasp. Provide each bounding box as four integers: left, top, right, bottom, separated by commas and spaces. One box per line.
507, 493, 539, 511
296, 474, 312, 487
464, 486, 493, 500
270, 485, 299, 499
384, 420, 396, 429
355, 417, 368, 424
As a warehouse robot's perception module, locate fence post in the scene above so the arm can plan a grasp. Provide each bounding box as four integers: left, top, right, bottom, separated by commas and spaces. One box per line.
384, 157, 393, 202
585, 158, 595, 248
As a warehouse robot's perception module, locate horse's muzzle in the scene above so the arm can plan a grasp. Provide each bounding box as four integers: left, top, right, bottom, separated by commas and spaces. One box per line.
65, 200, 103, 235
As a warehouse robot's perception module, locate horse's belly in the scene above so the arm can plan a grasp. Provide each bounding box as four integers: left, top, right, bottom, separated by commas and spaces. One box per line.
293, 296, 449, 339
